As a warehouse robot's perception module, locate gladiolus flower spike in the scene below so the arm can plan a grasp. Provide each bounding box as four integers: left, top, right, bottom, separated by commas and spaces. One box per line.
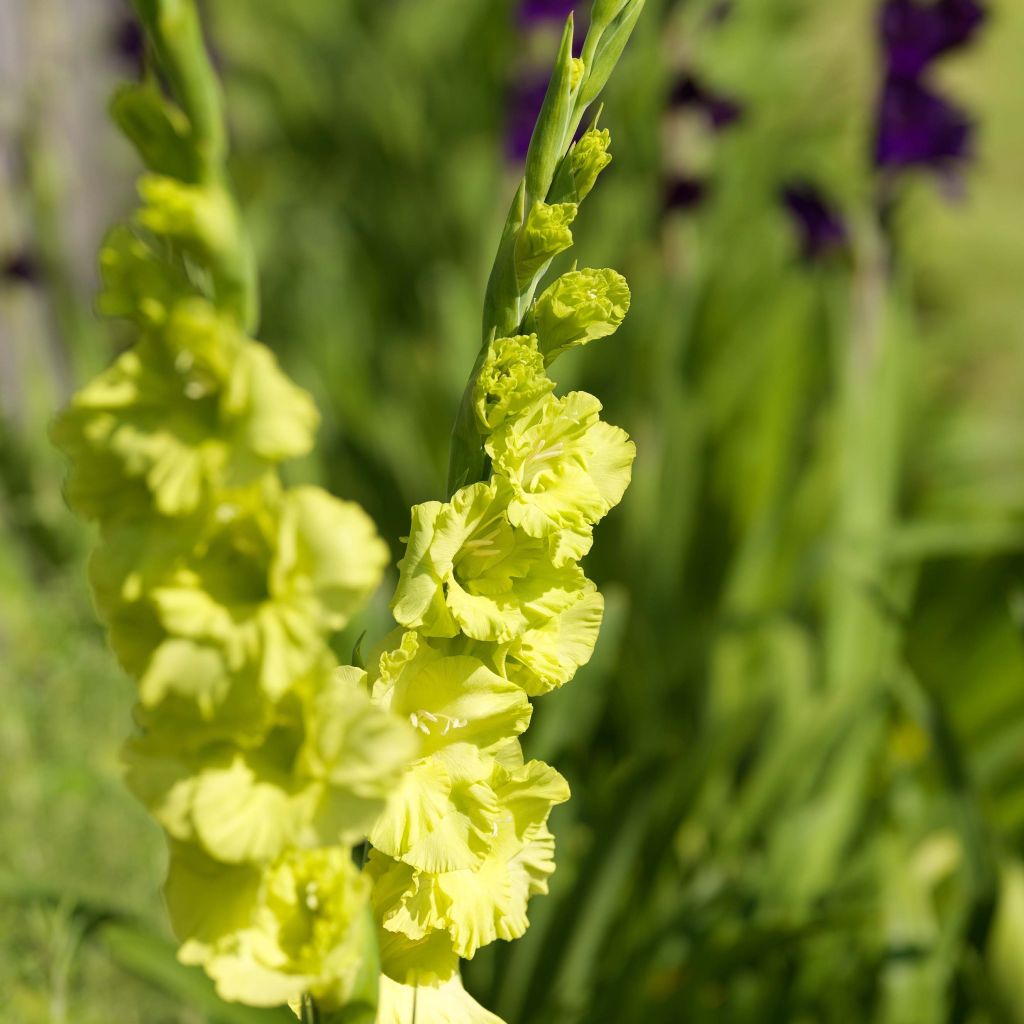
376, 2, 644, 1019
52, 0, 415, 1018
51, 0, 646, 1021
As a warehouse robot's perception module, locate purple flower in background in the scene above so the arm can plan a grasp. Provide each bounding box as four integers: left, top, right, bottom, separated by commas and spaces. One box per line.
519, 0, 580, 24
662, 175, 708, 213
873, 0, 985, 178
668, 75, 744, 131
506, 1, 587, 161
880, 0, 985, 79
781, 184, 848, 261
706, 1, 735, 26
506, 77, 551, 160
2, 251, 40, 285
875, 76, 973, 168
110, 3, 145, 78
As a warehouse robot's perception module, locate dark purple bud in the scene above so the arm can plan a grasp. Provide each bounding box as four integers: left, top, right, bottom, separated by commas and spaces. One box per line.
519, 0, 581, 25
667, 75, 744, 132
706, 1, 735, 26
111, 12, 145, 73
880, 0, 985, 79
781, 183, 848, 261
874, 75, 973, 169
668, 76, 705, 107
706, 95, 744, 130
2, 251, 41, 284
662, 176, 708, 213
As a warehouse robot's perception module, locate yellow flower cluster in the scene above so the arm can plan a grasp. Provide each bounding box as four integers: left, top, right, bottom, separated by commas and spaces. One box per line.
52, 15, 416, 1013
371, 259, 634, 1019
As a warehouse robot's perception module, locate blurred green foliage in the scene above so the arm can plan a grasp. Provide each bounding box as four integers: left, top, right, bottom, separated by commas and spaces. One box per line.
3, 0, 1024, 1021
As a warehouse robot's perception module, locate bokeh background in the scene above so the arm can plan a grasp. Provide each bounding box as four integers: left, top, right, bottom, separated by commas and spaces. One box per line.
3, 0, 1024, 1021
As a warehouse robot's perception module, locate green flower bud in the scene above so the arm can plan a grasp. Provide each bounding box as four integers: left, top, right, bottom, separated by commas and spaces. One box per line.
137, 174, 235, 255
97, 225, 193, 327
472, 334, 554, 432
571, 128, 612, 201
110, 82, 199, 181
514, 201, 577, 290
527, 267, 630, 364
569, 57, 586, 93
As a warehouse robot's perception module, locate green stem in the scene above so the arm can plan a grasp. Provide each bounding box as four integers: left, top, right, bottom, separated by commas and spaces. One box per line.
131, 0, 259, 331
300, 993, 320, 1024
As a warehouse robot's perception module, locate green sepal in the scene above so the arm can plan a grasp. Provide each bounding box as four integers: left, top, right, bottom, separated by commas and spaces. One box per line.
524, 15, 579, 205
110, 80, 201, 182
578, 0, 647, 110
131, 0, 227, 175
513, 201, 577, 292
525, 267, 630, 365
482, 185, 526, 341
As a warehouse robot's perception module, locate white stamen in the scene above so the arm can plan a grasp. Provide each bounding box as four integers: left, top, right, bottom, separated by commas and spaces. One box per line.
304, 882, 320, 911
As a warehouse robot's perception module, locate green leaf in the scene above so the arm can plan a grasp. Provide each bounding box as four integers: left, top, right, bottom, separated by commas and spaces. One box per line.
0, 873, 294, 1023
100, 920, 298, 1024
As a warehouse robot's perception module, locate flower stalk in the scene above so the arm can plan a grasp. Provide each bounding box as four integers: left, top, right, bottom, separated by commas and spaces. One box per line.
371, 5, 645, 1019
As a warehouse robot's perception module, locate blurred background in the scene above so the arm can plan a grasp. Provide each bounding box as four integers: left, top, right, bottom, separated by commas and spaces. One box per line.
3, 0, 1024, 1021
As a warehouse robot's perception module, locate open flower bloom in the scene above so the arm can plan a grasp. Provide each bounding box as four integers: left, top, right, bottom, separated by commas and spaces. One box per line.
874, 75, 973, 171
373, 633, 532, 757
486, 391, 635, 565
392, 481, 590, 643
51, 299, 318, 520
880, 0, 985, 79
125, 666, 417, 863
378, 973, 504, 1024
369, 754, 568, 960
497, 580, 604, 694
91, 486, 388, 704
167, 842, 377, 1011
367, 738, 569, 1009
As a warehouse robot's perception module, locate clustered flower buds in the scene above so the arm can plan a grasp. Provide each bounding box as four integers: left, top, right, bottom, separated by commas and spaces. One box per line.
52, 4, 415, 1014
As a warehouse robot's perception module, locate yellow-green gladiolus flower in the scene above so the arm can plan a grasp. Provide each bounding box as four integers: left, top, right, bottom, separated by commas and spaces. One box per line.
167, 842, 376, 1011
486, 391, 635, 565
125, 666, 417, 863
392, 481, 591, 644
526, 267, 630, 365
472, 334, 554, 432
